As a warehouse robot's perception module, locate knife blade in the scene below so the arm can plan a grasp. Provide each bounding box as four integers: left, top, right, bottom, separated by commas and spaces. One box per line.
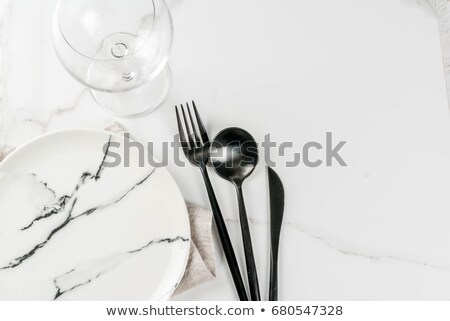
268, 166, 285, 301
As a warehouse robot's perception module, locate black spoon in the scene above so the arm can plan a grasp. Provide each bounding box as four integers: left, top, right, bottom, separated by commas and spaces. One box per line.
210, 127, 261, 301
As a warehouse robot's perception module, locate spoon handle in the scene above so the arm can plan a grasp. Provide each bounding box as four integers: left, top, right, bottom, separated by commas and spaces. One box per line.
236, 185, 261, 301
200, 167, 249, 301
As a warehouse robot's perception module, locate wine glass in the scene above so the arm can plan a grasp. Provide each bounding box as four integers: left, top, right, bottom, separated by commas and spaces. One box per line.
53, 0, 173, 117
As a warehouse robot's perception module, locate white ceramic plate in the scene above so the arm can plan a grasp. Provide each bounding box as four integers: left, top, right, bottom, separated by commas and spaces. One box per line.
0, 129, 190, 300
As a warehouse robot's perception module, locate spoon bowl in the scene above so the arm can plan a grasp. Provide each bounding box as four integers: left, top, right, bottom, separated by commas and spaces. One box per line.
210, 127, 259, 185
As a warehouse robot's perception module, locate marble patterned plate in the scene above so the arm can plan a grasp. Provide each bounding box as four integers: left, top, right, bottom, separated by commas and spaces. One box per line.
0, 129, 190, 300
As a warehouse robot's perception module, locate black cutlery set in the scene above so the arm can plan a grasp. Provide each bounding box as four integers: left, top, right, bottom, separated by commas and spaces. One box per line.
175, 101, 285, 301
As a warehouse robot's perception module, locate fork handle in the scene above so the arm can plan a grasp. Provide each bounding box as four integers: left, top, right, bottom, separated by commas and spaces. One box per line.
199, 166, 249, 301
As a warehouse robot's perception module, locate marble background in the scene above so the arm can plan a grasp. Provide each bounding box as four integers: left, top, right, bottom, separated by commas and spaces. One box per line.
1, 0, 450, 300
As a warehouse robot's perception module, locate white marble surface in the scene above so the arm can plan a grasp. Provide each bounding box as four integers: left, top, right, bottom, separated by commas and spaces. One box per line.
1, 0, 450, 300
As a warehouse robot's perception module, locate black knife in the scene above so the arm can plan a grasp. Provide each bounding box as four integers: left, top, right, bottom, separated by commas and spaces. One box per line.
268, 166, 285, 301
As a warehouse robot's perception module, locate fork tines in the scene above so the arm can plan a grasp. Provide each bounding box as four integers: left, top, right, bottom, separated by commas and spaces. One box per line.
175, 101, 210, 150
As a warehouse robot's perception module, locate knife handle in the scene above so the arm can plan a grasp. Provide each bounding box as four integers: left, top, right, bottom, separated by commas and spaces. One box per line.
200, 166, 249, 301
269, 244, 279, 301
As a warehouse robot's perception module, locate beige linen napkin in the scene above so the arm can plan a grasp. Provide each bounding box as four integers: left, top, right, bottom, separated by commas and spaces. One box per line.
0, 124, 216, 298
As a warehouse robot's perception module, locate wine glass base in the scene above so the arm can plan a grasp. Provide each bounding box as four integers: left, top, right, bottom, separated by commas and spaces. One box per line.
90, 65, 171, 118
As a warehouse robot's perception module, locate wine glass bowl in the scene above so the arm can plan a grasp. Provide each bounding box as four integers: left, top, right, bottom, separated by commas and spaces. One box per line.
53, 0, 173, 117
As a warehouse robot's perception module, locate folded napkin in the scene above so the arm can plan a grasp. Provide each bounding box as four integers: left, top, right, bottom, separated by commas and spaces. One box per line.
430, 0, 450, 108
0, 124, 216, 298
